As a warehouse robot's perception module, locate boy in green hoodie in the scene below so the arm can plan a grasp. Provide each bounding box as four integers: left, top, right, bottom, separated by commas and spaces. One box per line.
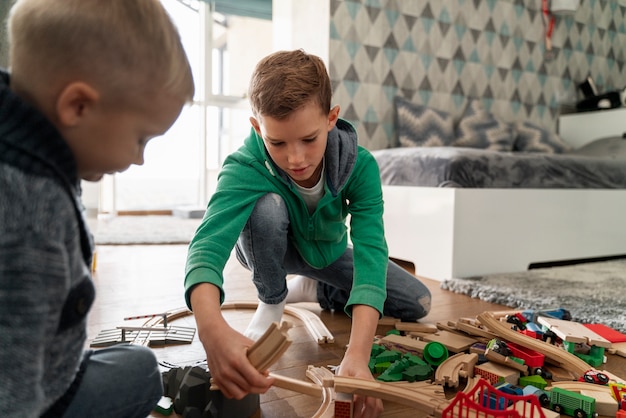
185, 49, 431, 417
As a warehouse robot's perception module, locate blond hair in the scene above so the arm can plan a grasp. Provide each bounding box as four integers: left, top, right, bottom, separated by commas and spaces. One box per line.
8, 0, 194, 105
248, 49, 331, 120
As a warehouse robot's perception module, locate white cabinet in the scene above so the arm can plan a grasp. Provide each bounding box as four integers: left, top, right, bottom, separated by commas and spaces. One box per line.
558, 107, 626, 148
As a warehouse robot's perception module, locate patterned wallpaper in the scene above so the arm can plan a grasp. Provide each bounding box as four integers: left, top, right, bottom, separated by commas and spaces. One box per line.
329, 0, 626, 150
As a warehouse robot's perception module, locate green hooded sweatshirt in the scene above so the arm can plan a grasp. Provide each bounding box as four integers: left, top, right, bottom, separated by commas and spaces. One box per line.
184, 119, 388, 317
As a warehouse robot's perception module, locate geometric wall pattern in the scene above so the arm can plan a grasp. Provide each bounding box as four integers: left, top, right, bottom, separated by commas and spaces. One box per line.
329, 0, 626, 149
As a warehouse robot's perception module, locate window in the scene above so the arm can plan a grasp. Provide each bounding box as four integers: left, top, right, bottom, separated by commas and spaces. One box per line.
96, 0, 273, 213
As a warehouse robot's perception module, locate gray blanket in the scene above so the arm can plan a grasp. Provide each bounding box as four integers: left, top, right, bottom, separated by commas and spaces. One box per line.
372, 143, 626, 188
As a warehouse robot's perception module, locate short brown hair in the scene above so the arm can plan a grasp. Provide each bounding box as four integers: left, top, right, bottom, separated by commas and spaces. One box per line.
8, 0, 194, 105
248, 49, 331, 120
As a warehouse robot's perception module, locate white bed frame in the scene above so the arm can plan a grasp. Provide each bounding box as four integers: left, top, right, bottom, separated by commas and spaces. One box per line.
383, 111, 626, 281
382, 185, 626, 281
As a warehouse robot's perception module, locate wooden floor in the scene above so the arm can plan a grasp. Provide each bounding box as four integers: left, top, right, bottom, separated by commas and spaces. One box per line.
88, 244, 625, 418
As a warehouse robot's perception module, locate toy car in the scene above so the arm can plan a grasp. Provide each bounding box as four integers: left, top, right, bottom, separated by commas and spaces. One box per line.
579, 370, 609, 385
487, 339, 512, 357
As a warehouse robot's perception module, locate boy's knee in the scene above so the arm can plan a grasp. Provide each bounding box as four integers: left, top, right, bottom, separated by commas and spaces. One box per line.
124, 345, 162, 399
253, 193, 287, 217
247, 193, 288, 234
394, 293, 431, 321
417, 294, 432, 318
114, 345, 161, 384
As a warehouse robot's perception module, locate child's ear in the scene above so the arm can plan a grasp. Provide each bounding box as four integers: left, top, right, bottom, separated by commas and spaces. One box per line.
327, 105, 340, 131
56, 82, 100, 127
249, 116, 262, 136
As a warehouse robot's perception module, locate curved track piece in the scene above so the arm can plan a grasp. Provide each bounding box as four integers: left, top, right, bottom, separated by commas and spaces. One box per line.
333, 375, 448, 415
477, 311, 591, 378
306, 366, 336, 418
547, 381, 613, 394
247, 321, 293, 371
221, 301, 335, 344
209, 321, 293, 391
434, 352, 478, 388
462, 376, 483, 394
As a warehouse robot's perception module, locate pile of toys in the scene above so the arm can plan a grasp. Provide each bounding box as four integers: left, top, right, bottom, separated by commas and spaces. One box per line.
365, 307, 626, 417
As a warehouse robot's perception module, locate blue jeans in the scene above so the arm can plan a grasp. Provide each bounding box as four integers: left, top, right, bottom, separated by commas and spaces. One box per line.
235, 193, 432, 320
59, 344, 162, 418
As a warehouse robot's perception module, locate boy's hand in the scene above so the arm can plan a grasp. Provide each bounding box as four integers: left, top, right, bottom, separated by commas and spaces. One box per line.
339, 304, 385, 418
337, 356, 384, 418
190, 283, 274, 399
201, 323, 274, 399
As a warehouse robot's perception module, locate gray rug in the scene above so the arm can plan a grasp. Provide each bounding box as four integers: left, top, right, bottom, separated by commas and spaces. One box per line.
89, 215, 202, 245
441, 259, 626, 333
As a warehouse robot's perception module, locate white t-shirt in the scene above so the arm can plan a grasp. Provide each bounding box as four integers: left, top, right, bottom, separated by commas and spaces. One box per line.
293, 159, 325, 214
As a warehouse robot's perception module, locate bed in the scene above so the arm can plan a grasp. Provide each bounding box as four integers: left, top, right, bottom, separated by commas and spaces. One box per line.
371, 97, 626, 281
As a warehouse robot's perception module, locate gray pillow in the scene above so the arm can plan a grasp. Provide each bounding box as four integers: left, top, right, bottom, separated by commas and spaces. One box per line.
453, 99, 515, 151
513, 121, 572, 153
394, 96, 455, 147
566, 136, 626, 159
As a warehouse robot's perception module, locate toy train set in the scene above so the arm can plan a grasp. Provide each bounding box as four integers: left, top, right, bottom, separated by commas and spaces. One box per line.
94, 306, 626, 417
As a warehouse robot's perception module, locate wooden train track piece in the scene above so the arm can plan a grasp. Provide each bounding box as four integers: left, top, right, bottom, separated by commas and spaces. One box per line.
610, 342, 626, 358
433, 352, 478, 388
581, 389, 619, 417
306, 366, 336, 418
333, 375, 448, 415
394, 321, 438, 333
435, 321, 463, 334
220, 300, 335, 344
210, 321, 293, 392
267, 372, 323, 398
139, 306, 192, 326
547, 380, 613, 394
378, 316, 400, 326
386, 380, 438, 390
461, 375, 483, 394
477, 311, 591, 377
488, 309, 525, 319
286, 305, 335, 344
484, 347, 529, 375
247, 321, 293, 372
410, 329, 477, 353
454, 319, 498, 340
124, 312, 170, 326
537, 316, 612, 348
548, 380, 620, 417
378, 333, 427, 355
544, 364, 579, 381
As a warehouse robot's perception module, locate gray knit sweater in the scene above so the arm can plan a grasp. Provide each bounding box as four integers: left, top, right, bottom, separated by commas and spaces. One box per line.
0, 70, 95, 417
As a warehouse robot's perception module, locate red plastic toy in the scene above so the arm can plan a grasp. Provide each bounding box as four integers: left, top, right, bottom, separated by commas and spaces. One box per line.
506, 342, 545, 369
442, 378, 546, 418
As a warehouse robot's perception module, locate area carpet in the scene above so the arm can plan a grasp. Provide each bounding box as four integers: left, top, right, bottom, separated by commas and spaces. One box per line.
89, 215, 202, 245
441, 259, 626, 333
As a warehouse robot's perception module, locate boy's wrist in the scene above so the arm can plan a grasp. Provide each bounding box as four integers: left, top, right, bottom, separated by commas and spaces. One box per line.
344, 344, 372, 365
345, 304, 379, 363
189, 283, 227, 337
